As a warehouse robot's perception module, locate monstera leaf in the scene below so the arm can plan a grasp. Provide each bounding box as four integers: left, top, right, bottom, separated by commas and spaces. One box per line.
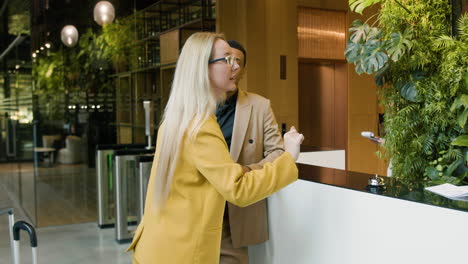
349, 20, 382, 43
374, 63, 390, 86
400, 81, 421, 102
344, 41, 362, 63
361, 39, 388, 74
411, 70, 426, 81
349, 0, 382, 15
346, 20, 387, 75
386, 30, 413, 62
349, 20, 368, 43
346, 41, 388, 75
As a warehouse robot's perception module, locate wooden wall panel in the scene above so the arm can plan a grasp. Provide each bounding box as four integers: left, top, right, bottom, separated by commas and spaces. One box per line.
218, 0, 298, 130
160, 30, 180, 65
334, 63, 348, 151
298, 0, 348, 10
118, 127, 132, 144
264, 0, 299, 130
347, 4, 388, 175
218, 0, 385, 175
298, 8, 346, 60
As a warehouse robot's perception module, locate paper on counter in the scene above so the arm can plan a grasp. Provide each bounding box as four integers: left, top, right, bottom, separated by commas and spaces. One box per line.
424, 183, 468, 201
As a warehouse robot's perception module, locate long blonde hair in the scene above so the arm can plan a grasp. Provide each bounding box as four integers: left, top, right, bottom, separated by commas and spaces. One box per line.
154, 32, 225, 207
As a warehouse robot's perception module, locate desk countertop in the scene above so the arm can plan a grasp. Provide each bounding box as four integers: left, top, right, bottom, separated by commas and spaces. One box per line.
298, 163, 468, 214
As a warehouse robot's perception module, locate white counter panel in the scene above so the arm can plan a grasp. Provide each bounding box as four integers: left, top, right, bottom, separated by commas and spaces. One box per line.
249, 179, 468, 264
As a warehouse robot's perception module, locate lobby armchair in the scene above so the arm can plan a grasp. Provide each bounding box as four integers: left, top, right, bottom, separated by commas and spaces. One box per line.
42, 134, 62, 148
57, 135, 83, 164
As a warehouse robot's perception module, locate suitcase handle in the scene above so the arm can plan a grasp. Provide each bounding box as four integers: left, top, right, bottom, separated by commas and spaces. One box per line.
13, 221, 37, 248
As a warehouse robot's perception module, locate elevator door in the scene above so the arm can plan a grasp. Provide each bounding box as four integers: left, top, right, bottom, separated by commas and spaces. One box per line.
299, 61, 347, 150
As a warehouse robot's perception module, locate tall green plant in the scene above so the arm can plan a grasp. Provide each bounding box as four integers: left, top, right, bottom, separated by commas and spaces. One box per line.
100, 17, 137, 72
346, 0, 468, 187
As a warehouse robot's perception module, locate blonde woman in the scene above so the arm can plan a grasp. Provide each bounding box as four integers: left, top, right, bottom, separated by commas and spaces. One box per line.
127, 32, 303, 264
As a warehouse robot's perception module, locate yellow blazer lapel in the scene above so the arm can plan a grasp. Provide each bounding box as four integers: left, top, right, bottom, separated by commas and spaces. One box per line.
230, 89, 252, 162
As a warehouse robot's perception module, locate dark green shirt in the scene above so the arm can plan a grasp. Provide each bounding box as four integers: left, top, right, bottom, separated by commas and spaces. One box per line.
216, 91, 238, 150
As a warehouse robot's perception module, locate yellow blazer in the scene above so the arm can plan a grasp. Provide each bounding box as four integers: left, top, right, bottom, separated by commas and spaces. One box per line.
127, 115, 298, 264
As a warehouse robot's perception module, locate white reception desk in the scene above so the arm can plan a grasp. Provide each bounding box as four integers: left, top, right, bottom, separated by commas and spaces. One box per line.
248, 151, 468, 264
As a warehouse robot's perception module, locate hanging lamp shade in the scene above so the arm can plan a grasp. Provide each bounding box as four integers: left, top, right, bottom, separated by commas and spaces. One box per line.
94, 1, 115, 26
61, 25, 79, 47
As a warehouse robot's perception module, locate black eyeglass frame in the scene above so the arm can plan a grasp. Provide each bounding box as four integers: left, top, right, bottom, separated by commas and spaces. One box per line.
209, 57, 228, 64
208, 55, 241, 66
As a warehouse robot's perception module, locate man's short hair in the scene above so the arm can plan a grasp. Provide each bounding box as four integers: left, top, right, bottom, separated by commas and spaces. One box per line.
227, 40, 247, 67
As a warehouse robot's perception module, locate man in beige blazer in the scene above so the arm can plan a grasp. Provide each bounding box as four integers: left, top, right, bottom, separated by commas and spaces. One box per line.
217, 40, 284, 264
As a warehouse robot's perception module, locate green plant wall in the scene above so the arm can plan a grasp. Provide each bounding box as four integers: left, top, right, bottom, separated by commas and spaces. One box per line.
346, 0, 468, 187
32, 18, 136, 120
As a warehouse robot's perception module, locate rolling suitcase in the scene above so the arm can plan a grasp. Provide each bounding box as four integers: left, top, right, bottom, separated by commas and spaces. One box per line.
1, 208, 38, 264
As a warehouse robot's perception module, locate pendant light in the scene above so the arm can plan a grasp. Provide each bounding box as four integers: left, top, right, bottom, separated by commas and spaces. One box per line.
60, 25, 79, 47
94, 1, 115, 26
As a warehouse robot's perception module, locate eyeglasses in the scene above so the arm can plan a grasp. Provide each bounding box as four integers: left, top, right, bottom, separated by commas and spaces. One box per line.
209, 55, 242, 67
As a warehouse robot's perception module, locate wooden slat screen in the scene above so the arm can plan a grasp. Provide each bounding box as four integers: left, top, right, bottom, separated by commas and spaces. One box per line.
298, 7, 346, 60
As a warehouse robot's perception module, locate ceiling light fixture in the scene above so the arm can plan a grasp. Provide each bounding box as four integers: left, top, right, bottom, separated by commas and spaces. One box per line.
94, 1, 115, 26
61, 25, 79, 47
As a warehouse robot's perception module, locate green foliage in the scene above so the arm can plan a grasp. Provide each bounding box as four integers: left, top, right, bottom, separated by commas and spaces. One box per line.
346, 18, 413, 75
349, 0, 382, 15
33, 21, 137, 119
386, 29, 413, 62
33, 49, 67, 94
424, 148, 466, 185
450, 94, 468, 128
34, 17, 137, 95
100, 18, 137, 71
452, 135, 468, 147
346, 20, 389, 75
399, 81, 420, 102
9, 13, 30, 35
347, 0, 468, 188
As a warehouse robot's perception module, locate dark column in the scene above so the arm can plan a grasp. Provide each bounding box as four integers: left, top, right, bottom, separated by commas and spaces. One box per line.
1, 5, 10, 98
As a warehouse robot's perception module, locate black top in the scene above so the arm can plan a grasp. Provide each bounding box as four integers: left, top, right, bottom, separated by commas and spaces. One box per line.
298, 163, 468, 214
216, 91, 238, 150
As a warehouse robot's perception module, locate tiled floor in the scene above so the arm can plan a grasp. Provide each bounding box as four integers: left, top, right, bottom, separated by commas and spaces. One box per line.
0, 161, 132, 263
0, 183, 131, 264
0, 222, 132, 264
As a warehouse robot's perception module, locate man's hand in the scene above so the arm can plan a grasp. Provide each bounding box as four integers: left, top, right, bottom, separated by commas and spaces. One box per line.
369, 137, 385, 145
284, 126, 304, 161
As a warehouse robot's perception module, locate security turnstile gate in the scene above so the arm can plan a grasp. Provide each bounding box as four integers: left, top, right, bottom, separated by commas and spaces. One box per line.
114, 149, 154, 243
136, 155, 154, 223
96, 144, 147, 228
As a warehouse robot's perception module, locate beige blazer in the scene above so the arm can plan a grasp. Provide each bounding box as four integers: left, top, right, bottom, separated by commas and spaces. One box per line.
228, 89, 285, 248
127, 116, 297, 264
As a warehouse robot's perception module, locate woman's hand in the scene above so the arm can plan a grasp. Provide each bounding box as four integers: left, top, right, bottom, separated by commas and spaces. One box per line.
241, 165, 251, 174
284, 126, 304, 161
